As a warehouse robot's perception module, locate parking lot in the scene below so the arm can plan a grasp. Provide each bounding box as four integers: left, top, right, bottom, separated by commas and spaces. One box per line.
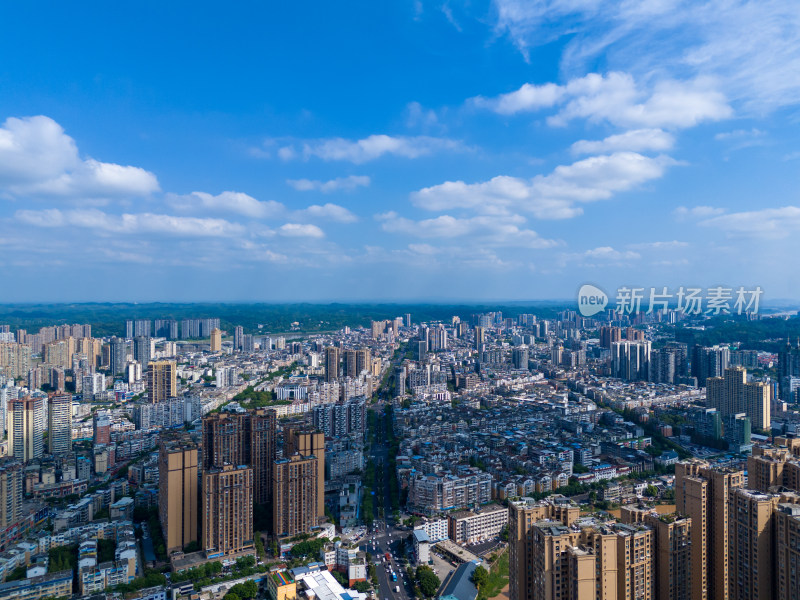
469, 539, 504, 557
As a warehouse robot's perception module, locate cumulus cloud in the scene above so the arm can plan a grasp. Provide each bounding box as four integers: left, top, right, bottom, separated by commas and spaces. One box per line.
286, 175, 370, 193
472, 72, 731, 129
277, 134, 463, 164
562, 246, 641, 266
16, 208, 244, 237
278, 223, 325, 238
299, 203, 358, 223
411, 152, 677, 219
167, 191, 284, 218
571, 129, 675, 155
0, 115, 159, 199
376, 211, 559, 248
491, 0, 800, 113
699, 206, 800, 238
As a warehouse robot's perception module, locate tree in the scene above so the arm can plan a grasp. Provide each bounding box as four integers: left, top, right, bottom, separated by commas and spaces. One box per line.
332, 571, 349, 587
223, 593, 239, 600
471, 565, 489, 589
645, 485, 659, 497
353, 581, 371, 593
416, 566, 440, 598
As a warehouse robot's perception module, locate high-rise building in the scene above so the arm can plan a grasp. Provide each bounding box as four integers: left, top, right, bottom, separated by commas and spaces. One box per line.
7, 396, 44, 462
707, 367, 771, 431
611, 340, 651, 381
202, 409, 277, 505
284, 425, 325, 517
512, 346, 529, 370
210, 328, 222, 352
417, 340, 427, 361
154, 319, 179, 340
641, 512, 692, 600
93, 411, 111, 445
158, 433, 198, 554
272, 454, 318, 538
126, 319, 152, 338
776, 502, 800, 600
0, 343, 31, 378
508, 497, 580, 600
133, 336, 152, 370
599, 326, 622, 349
202, 464, 254, 556
675, 460, 745, 600
147, 360, 177, 403
324, 347, 340, 382
109, 337, 127, 376
48, 394, 72, 455
474, 326, 485, 350
779, 339, 800, 400
234, 326, 244, 351
728, 488, 779, 600
692, 345, 730, 387
0, 460, 23, 530
404, 313, 411, 328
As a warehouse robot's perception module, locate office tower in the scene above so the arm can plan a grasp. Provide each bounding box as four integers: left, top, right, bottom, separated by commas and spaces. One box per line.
234, 326, 244, 351
728, 488, 779, 600
707, 367, 771, 431
776, 502, 800, 600
133, 336, 151, 370
324, 347, 340, 382
202, 409, 277, 505
202, 464, 254, 556
93, 412, 111, 445
147, 360, 177, 403
158, 433, 199, 554
474, 326, 485, 350
0, 460, 23, 529
109, 336, 127, 376
676, 460, 745, 600
417, 340, 427, 361
272, 454, 318, 538
0, 343, 31, 378
611, 340, 651, 381
284, 425, 325, 517
512, 346, 529, 370
343, 350, 358, 378
692, 345, 730, 387
644, 513, 692, 600
599, 326, 622, 349
48, 394, 72, 455
210, 328, 222, 352
7, 396, 44, 462
404, 313, 411, 328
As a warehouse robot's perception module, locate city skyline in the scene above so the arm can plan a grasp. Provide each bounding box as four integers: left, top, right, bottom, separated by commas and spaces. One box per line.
2, 2, 800, 302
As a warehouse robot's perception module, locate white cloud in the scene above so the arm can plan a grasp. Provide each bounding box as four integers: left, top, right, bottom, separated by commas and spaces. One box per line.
571, 128, 674, 154
279, 223, 325, 238
628, 240, 689, 250
300, 203, 358, 223
472, 72, 732, 129
561, 245, 641, 266
16, 208, 245, 237
492, 0, 800, 113
470, 82, 564, 115
376, 211, 559, 248
714, 128, 765, 141
167, 191, 284, 219
674, 205, 725, 220
412, 152, 677, 219
278, 134, 463, 164
0, 115, 159, 199
405, 102, 440, 129
287, 175, 370, 193
699, 206, 800, 238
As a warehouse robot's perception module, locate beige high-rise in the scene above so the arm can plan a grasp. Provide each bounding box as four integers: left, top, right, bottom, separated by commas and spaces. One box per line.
646, 513, 692, 600
508, 497, 580, 600
0, 460, 23, 530
158, 433, 198, 554
210, 328, 222, 352
147, 360, 177, 403
728, 488, 780, 600
7, 396, 44, 462
202, 464, 254, 556
776, 502, 800, 600
707, 367, 770, 430
284, 425, 325, 516
272, 453, 318, 538
676, 460, 745, 600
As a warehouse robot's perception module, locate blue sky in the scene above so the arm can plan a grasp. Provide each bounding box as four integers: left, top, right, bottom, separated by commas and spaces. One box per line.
2, 1, 800, 302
